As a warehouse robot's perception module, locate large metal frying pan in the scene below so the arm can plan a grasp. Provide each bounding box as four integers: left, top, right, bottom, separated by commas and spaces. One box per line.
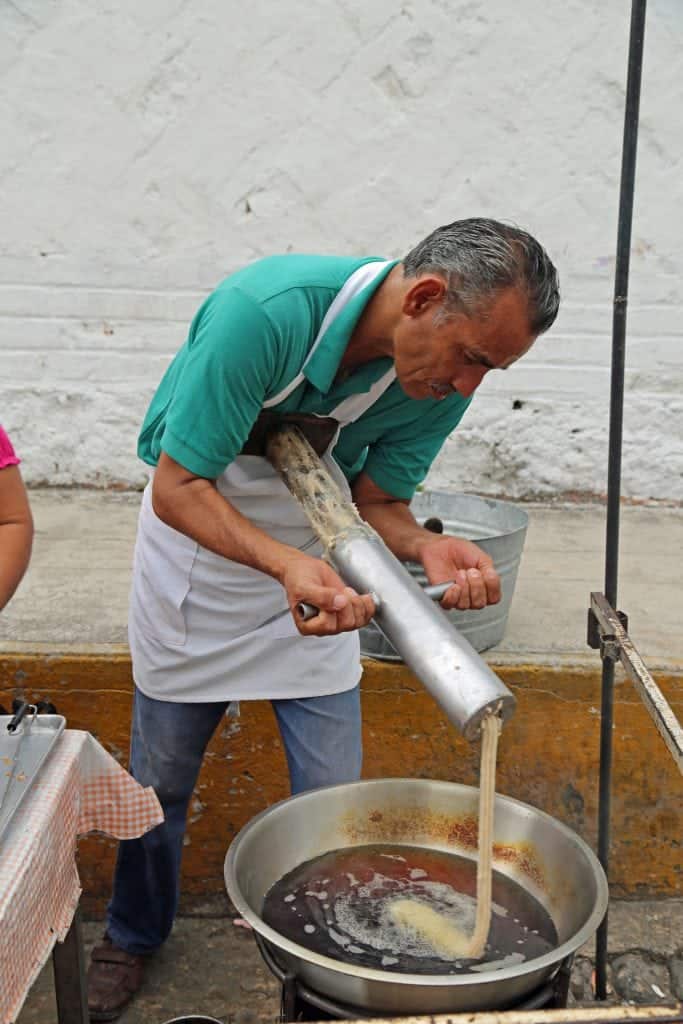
225, 778, 607, 1014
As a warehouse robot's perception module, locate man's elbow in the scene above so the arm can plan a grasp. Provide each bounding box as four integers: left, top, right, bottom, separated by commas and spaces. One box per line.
151, 455, 213, 530
151, 473, 178, 528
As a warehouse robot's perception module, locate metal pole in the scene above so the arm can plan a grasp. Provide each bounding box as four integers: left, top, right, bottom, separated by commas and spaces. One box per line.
595, 0, 647, 1000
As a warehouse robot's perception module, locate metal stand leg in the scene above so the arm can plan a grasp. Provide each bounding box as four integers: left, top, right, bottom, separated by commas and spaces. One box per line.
280, 971, 298, 1023
552, 954, 574, 1008
52, 903, 89, 1024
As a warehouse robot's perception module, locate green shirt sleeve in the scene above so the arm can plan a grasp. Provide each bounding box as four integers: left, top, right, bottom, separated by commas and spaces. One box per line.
160, 288, 280, 478
361, 395, 473, 500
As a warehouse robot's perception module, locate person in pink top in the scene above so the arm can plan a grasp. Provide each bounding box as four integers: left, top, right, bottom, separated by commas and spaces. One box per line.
0, 426, 33, 610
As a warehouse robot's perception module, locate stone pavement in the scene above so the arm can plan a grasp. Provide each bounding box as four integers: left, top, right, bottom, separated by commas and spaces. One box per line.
14, 899, 683, 1023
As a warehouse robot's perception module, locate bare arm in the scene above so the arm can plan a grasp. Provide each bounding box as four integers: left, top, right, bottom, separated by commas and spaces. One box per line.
153, 452, 301, 579
352, 471, 501, 611
0, 465, 33, 611
152, 452, 374, 634
352, 471, 430, 561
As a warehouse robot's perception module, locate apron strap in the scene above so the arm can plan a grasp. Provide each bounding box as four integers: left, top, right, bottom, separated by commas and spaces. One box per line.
262, 260, 392, 410
330, 364, 397, 426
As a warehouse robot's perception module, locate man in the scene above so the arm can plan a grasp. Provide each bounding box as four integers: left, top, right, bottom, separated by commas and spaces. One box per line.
88, 217, 559, 1019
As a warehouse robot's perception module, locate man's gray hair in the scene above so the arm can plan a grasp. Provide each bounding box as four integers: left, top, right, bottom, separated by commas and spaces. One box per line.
403, 218, 560, 335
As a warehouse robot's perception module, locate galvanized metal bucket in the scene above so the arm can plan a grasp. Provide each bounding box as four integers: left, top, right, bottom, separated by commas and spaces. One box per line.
360, 491, 528, 659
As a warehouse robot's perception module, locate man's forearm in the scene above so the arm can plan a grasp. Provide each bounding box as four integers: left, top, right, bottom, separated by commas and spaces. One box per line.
356, 499, 433, 562
152, 457, 302, 584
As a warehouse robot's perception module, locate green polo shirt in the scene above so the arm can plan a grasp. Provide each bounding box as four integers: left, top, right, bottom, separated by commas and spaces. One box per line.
138, 255, 472, 500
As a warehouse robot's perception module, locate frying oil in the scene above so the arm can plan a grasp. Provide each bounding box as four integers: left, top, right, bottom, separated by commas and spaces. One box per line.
262, 844, 557, 975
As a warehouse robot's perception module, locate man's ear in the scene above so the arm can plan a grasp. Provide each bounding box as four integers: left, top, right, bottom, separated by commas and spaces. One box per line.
403, 275, 447, 317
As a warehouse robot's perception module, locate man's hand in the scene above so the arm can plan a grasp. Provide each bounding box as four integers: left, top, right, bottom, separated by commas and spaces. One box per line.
351, 471, 500, 612
418, 536, 501, 610
280, 553, 376, 636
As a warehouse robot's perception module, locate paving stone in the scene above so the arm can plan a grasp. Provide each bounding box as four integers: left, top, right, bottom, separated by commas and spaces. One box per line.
578, 901, 683, 959
612, 953, 672, 1004
568, 958, 623, 1006
570, 956, 595, 1002
15, 919, 281, 1024
671, 955, 683, 1001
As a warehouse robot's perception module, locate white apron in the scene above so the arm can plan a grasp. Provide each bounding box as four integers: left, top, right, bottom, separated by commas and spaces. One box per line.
129, 261, 395, 702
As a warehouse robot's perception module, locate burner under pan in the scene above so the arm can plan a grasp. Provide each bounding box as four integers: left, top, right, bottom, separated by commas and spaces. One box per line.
254, 935, 573, 1022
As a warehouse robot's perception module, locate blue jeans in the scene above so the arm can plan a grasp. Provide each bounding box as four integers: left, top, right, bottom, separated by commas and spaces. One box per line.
106, 685, 362, 954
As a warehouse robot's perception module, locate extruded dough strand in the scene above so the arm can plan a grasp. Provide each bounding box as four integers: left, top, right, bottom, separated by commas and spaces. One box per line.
388, 898, 471, 958
468, 710, 502, 958
388, 713, 502, 962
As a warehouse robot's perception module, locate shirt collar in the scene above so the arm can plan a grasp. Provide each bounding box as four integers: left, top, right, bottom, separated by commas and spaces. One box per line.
303, 259, 399, 394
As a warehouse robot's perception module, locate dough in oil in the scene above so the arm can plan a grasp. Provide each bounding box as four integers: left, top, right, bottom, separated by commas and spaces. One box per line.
388, 898, 471, 959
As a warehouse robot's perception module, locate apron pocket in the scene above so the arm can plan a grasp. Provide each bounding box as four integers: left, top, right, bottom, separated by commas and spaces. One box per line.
133, 497, 199, 647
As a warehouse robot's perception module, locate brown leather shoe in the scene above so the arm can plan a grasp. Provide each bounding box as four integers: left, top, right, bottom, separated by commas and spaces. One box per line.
87, 935, 147, 1021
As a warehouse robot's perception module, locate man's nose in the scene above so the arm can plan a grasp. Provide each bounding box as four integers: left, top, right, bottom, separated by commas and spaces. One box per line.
452, 365, 489, 398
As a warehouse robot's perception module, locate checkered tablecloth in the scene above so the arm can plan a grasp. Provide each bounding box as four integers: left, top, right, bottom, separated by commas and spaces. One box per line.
0, 730, 163, 1024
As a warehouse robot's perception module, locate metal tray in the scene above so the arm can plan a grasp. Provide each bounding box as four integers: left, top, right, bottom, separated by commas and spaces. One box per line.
0, 713, 66, 840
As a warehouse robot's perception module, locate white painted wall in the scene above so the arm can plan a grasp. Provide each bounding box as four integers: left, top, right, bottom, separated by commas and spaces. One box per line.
1, 0, 681, 499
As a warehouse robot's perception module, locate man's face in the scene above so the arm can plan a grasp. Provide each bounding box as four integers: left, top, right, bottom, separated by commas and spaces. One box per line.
393, 282, 535, 401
